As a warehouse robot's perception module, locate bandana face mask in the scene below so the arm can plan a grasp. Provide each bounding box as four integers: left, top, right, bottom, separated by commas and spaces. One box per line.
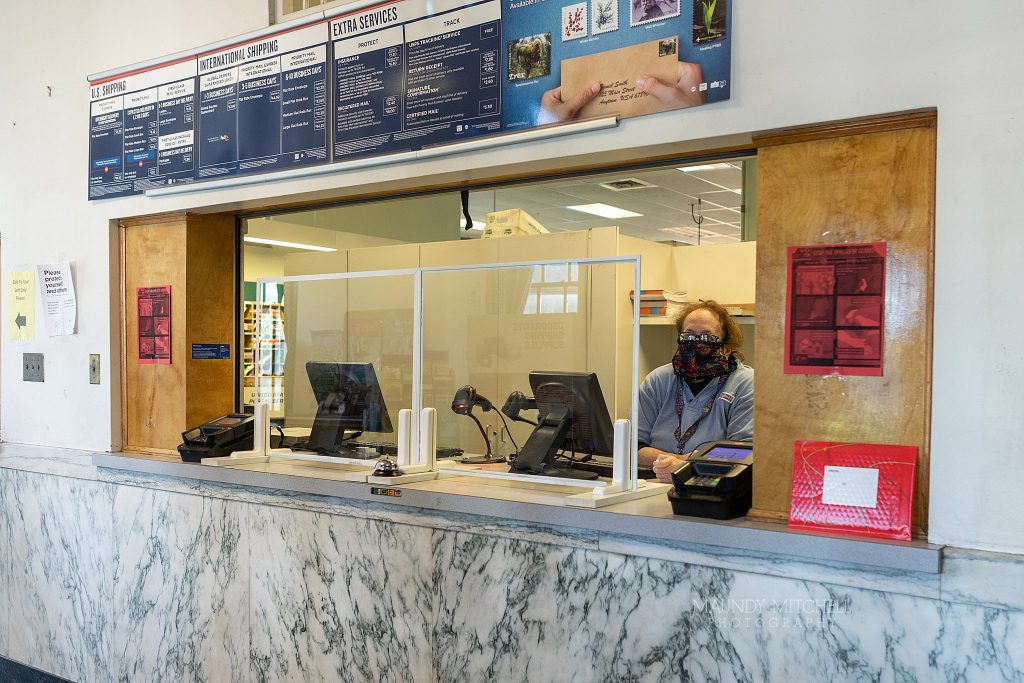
672, 333, 733, 381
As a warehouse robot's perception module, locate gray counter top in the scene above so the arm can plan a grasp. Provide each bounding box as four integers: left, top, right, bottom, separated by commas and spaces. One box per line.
90, 450, 943, 574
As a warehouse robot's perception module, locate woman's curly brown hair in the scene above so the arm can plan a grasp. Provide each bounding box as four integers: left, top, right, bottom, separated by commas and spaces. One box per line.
673, 300, 745, 361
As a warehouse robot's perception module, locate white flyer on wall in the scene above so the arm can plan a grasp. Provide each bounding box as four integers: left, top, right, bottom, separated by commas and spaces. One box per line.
37, 262, 77, 336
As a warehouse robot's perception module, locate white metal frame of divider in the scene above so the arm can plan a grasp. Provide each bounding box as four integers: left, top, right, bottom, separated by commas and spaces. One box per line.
417, 255, 648, 498
206, 256, 670, 503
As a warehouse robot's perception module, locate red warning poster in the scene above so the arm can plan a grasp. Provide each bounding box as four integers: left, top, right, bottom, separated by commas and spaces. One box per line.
137, 285, 172, 364
785, 242, 885, 376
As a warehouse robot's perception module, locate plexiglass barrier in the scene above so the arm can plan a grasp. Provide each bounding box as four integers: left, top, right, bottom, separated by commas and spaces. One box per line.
251, 269, 420, 471
419, 256, 645, 495
227, 256, 664, 502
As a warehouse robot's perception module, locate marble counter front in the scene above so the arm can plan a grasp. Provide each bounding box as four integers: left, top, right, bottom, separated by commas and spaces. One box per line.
92, 450, 943, 574
2, 443, 1023, 682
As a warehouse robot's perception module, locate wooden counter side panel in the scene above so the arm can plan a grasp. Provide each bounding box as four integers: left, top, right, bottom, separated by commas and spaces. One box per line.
185, 213, 237, 428
123, 217, 189, 453
753, 124, 935, 534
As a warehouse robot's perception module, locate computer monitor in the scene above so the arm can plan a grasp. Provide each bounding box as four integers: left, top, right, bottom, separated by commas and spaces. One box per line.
305, 361, 393, 453
509, 371, 614, 479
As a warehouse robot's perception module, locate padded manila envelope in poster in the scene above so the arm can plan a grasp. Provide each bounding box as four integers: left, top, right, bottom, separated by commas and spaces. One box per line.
560, 36, 679, 120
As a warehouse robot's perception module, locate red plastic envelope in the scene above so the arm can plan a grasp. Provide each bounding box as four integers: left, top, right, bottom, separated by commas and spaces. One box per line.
788, 440, 917, 541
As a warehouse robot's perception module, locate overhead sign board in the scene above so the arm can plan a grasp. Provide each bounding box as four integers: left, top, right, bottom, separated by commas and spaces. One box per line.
87, 0, 730, 199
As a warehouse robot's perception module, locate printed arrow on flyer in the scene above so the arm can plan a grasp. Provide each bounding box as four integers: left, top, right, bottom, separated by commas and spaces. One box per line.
15, 313, 25, 329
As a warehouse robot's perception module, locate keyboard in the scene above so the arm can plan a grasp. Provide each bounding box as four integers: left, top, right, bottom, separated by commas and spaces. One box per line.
563, 454, 658, 480
287, 439, 463, 461
332, 442, 397, 459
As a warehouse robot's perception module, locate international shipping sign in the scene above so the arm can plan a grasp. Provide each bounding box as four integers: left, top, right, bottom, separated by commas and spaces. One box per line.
196, 22, 329, 181
88, 0, 731, 199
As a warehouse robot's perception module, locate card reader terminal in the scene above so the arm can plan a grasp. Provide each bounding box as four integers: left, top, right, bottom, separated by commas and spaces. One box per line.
178, 413, 255, 462
667, 440, 753, 519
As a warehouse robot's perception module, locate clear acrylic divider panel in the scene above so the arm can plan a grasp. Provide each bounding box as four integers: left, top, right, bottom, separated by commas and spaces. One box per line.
256, 273, 416, 457
420, 259, 638, 483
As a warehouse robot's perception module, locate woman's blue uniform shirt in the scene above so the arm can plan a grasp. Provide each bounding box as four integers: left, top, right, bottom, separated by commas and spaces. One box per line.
637, 362, 754, 453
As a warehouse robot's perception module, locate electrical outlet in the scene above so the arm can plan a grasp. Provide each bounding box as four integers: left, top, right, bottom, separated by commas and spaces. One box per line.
23, 353, 44, 382
89, 354, 101, 384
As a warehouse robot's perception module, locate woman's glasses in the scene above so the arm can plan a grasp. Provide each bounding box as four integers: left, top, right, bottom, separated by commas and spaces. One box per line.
678, 332, 721, 344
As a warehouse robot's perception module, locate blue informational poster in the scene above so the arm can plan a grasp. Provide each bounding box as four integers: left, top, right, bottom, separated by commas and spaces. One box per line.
329, 0, 503, 160
501, 0, 730, 129
196, 22, 329, 180
88, 0, 730, 198
88, 60, 198, 199
191, 343, 231, 360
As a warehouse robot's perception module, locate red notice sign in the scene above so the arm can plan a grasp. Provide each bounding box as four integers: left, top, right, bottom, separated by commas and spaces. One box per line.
137, 285, 172, 364
784, 242, 886, 376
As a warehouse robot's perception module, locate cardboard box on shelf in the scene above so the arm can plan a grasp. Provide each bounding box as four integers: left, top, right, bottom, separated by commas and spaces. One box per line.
482, 209, 549, 239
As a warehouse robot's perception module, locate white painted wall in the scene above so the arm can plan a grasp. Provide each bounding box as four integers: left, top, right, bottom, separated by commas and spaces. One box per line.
0, 1, 268, 450
1, 1, 1022, 552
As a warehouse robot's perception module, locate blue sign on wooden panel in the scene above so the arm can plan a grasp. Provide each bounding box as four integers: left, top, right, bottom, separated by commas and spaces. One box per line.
191, 343, 231, 360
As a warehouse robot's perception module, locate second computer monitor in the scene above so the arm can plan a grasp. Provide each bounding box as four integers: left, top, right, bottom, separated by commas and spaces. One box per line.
305, 361, 393, 453
528, 370, 615, 457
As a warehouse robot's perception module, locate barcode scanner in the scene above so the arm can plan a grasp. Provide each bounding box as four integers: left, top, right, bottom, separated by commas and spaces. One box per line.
452, 385, 493, 415
501, 390, 538, 426
451, 384, 505, 464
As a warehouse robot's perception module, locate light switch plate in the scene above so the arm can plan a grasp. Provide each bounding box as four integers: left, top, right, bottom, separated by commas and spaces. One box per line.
23, 353, 44, 382
89, 354, 101, 384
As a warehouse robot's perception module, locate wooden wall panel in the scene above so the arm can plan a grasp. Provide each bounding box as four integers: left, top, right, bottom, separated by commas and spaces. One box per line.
122, 212, 237, 453
185, 213, 237, 427
752, 116, 935, 534
122, 213, 188, 454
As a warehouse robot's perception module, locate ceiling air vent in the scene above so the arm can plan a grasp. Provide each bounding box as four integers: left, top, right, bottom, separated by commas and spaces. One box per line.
599, 177, 656, 191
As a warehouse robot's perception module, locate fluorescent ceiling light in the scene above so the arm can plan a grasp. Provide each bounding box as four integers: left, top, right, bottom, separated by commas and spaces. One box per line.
677, 163, 734, 172
459, 217, 486, 230
243, 236, 336, 252
566, 203, 643, 219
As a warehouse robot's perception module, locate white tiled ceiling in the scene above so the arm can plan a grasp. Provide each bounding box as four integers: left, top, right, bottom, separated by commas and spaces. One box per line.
253, 158, 752, 247
468, 159, 750, 244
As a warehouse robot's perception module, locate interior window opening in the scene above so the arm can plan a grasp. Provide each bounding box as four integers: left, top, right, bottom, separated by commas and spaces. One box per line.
238, 157, 757, 422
